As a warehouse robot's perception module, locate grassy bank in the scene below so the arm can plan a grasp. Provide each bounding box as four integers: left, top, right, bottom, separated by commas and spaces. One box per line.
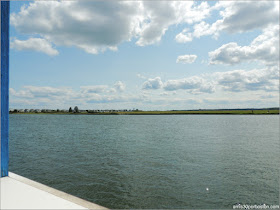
115, 109, 279, 115
10, 109, 279, 115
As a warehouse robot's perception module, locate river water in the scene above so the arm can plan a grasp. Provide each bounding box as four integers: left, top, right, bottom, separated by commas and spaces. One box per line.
9, 114, 279, 209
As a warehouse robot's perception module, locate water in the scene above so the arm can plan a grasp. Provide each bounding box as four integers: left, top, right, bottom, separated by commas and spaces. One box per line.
9, 114, 279, 209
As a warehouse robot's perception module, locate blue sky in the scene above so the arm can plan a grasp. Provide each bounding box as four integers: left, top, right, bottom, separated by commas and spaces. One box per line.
9, 1, 279, 110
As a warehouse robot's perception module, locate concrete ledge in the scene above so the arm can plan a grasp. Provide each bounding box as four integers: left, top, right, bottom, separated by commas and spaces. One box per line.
0, 172, 108, 209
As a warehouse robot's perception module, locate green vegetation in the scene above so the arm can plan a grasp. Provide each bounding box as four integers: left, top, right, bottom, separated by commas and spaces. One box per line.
10, 109, 279, 115
115, 109, 279, 115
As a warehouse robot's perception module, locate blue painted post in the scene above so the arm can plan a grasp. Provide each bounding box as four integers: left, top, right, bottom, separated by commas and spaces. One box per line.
1, 1, 10, 177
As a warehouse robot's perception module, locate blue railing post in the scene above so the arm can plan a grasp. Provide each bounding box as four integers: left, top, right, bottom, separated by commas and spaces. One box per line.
1, 1, 10, 177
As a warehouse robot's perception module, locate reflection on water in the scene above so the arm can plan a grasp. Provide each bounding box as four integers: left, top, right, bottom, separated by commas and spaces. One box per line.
10, 115, 279, 209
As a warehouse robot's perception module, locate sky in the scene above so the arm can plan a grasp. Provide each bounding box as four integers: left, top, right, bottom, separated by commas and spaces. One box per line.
9, 1, 279, 110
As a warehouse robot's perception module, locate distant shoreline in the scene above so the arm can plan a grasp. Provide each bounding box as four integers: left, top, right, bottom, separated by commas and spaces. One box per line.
9, 109, 279, 115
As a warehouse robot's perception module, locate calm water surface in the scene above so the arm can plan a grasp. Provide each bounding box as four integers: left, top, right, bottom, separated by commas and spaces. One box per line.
10, 115, 279, 209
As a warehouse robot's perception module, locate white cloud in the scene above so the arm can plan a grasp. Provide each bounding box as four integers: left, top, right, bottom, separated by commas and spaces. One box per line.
10, 1, 280, 56
136, 74, 147, 80
142, 77, 163, 90
138, 1, 211, 46
10, 38, 58, 56
209, 24, 279, 66
142, 76, 214, 94
176, 54, 197, 64
259, 94, 278, 100
135, 1, 212, 46
114, 81, 126, 92
10, 66, 279, 109
10, 83, 128, 102
11, 1, 212, 54
80, 85, 109, 94
176, 21, 221, 43
135, 1, 178, 46
163, 76, 215, 94
214, 67, 279, 92
9, 88, 33, 98
176, 1, 279, 42
11, 1, 144, 54
160, 91, 177, 96
142, 65, 279, 94
9, 81, 132, 109
10, 85, 123, 108
175, 28, 193, 43
81, 82, 126, 94
10, 86, 74, 101
215, 1, 279, 33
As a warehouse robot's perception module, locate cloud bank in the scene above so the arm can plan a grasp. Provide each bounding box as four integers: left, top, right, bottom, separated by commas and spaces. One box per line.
10, 1, 211, 54
175, 1, 279, 43
209, 25, 279, 66
142, 66, 279, 94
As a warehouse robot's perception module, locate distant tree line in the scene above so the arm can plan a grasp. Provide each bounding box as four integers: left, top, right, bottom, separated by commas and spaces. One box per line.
69, 106, 79, 113
9, 107, 142, 114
